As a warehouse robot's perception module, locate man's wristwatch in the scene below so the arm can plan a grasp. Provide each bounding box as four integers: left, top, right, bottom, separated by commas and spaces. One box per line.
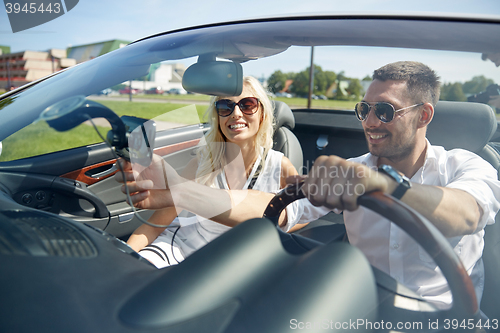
377, 164, 411, 200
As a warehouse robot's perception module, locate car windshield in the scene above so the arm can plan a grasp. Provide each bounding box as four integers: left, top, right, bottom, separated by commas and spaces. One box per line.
0, 16, 499, 162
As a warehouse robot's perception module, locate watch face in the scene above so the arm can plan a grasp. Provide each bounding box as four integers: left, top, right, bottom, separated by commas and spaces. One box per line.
379, 164, 412, 185
378, 165, 411, 200
379, 165, 402, 182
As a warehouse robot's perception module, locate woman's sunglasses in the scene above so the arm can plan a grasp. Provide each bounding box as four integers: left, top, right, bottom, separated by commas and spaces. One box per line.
354, 101, 424, 123
215, 97, 260, 117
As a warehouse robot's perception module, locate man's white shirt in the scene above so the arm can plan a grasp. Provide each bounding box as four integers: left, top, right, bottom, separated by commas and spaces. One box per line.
296, 140, 500, 309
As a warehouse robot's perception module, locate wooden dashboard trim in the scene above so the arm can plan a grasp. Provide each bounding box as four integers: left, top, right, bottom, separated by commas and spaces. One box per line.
61, 139, 200, 185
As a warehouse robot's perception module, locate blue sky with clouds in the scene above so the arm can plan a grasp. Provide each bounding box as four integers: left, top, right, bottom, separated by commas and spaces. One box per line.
1, 0, 500, 82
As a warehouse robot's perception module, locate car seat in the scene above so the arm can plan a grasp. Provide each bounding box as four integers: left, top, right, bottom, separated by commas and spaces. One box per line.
427, 100, 500, 321
272, 101, 304, 175
272, 101, 347, 240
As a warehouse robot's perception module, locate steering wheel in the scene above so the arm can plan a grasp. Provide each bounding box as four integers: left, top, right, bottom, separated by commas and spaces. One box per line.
263, 181, 479, 322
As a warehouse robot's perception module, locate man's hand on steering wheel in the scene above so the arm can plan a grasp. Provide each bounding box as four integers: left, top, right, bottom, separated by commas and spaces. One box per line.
288, 156, 395, 211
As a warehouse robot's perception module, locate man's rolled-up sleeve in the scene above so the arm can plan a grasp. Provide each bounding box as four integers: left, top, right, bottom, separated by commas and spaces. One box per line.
445, 152, 500, 232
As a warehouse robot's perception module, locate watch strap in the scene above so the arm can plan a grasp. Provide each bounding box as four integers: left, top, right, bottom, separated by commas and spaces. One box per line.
391, 182, 409, 200
378, 164, 411, 200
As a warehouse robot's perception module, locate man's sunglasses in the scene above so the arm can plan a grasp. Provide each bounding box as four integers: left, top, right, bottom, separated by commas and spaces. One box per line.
215, 97, 260, 117
354, 102, 424, 123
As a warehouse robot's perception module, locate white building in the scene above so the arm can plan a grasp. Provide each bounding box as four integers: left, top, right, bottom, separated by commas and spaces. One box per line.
129, 63, 186, 93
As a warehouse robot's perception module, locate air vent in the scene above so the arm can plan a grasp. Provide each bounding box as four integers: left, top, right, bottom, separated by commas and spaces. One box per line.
0, 210, 97, 257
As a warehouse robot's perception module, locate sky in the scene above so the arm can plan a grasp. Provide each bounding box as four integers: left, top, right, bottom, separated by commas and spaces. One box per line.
2, 0, 500, 83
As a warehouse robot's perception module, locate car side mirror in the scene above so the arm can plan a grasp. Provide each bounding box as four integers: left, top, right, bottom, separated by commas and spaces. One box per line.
41, 97, 127, 148
182, 58, 243, 96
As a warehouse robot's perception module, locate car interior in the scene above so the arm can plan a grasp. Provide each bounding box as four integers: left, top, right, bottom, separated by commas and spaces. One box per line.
1, 14, 500, 333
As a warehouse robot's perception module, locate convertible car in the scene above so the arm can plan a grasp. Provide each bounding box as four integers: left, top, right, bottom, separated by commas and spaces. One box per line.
1, 13, 500, 333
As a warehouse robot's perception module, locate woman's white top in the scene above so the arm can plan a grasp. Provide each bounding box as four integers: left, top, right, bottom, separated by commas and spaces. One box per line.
139, 149, 301, 268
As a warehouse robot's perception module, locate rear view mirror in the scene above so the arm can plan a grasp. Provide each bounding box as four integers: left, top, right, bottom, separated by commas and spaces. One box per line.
182, 60, 243, 96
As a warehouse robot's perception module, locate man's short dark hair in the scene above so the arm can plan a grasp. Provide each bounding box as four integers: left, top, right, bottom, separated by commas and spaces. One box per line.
373, 61, 441, 106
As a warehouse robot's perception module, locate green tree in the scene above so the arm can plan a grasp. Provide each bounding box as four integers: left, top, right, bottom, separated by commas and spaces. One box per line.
336, 71, 346, 82
440, 83, 451, 100
347, 78, 363, 100
462, 76, 495, 95
313, 67, 328, 93
286, 65, 337, 97
324, 71, 337, 94
333, 71, 347, 100
289, 70, 309, 97
267, 70, 288, 93
441, 82, 466, 101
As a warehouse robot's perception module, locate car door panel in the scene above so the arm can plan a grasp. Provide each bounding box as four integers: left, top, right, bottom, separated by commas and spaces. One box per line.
89, 142, 202, 237
0, 124, 206, 238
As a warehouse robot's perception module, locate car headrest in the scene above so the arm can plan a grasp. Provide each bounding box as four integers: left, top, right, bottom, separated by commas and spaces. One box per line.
427, 101, 497, 153
273, 101, 295, 132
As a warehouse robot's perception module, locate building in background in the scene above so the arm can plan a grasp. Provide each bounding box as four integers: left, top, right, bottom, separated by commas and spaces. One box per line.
67, 39, 130, 63
128, 62, 187, 94
0, 40, 129, 90
1, 40, 187, 93
0, 48, 76, 90
66, 39, 187, 94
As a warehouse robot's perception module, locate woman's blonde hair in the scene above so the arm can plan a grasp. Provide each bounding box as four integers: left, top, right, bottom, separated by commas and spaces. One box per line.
195, 76, 275, 186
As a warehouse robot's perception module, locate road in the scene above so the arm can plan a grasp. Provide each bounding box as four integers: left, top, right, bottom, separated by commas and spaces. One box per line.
88, 95, 210, 105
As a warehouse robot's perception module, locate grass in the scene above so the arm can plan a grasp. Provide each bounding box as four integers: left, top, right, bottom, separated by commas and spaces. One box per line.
0, 122, 109, 162
135, 94, 212, 102
96, 100, 209, 122
100, 93, 358, 109
0, 100, 208, 162
0, 96, 357, 162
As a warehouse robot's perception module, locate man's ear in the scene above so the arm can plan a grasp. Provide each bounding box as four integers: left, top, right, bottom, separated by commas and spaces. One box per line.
418, 103, 434, 128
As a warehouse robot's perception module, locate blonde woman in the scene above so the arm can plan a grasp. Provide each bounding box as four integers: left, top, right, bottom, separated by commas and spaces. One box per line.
126, 76, 300, 268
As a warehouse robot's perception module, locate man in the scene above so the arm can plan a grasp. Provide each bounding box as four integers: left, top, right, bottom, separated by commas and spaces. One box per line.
296, 61, 500, 311
117, 61, 500, 311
